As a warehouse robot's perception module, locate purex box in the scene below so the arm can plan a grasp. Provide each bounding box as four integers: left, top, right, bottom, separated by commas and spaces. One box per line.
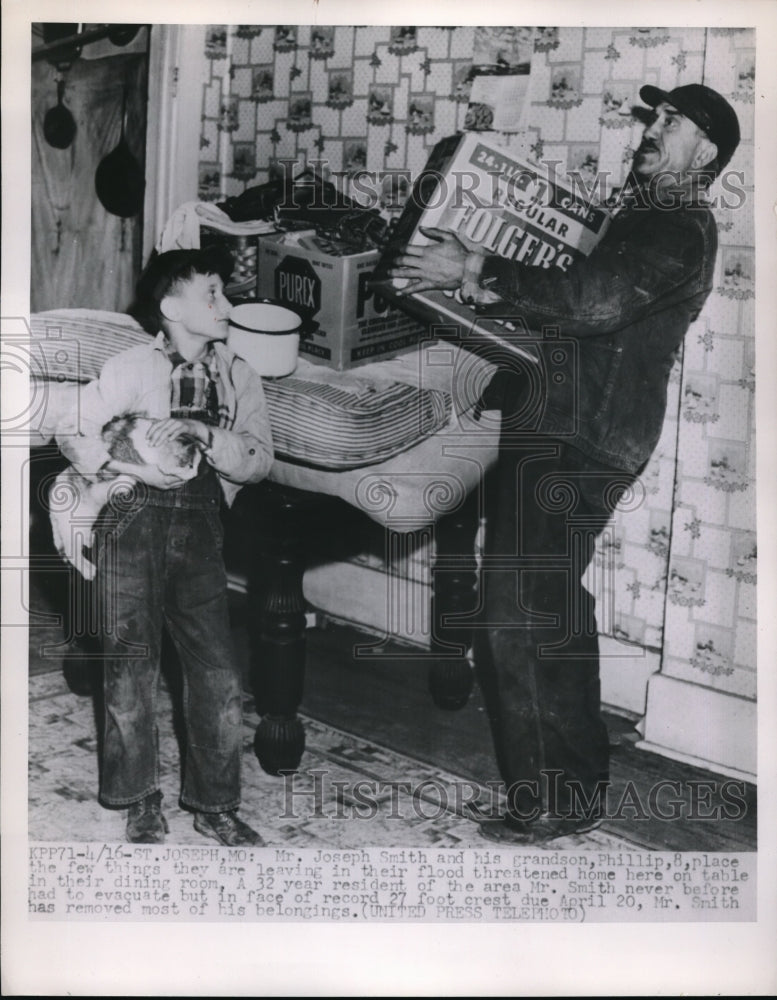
372, 132, 611, 362
256, 232, 426, 370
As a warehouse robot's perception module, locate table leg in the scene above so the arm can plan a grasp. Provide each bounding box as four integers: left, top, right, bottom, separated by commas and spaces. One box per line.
429, 489, 481, 710
234, 479, 482, 769
242, 484, 312, 776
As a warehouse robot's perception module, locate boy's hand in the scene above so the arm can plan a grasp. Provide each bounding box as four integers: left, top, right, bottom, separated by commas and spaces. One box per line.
106, 460, 189, 490
145, 417, 210, 449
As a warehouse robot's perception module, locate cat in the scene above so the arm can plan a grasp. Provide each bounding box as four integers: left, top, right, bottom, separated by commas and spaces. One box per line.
50, 414, 203, 580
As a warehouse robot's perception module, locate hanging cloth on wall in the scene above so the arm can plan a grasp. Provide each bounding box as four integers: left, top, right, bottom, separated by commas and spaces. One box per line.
33, 78, 78, 260
31, 52, 148, 312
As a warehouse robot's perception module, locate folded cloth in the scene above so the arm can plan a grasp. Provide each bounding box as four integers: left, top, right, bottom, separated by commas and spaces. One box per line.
49, 467, 112, 581
195, 201, 277, 236
156, 200, 202, 252
156, 200, 276, 253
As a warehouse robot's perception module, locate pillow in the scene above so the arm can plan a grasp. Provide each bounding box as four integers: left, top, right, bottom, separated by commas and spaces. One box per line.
29, 310, 451, 469
29, 309, 152, 381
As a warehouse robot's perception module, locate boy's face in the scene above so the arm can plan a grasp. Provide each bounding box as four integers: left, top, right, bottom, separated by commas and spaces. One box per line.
162, 272, 232, 343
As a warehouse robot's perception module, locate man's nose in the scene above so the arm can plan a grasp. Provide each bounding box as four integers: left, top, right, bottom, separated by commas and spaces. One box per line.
643, 118, 662, 140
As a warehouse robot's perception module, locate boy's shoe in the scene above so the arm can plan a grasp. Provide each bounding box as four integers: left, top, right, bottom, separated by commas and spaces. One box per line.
194, 810, 264, 847
126, 790, 169, 844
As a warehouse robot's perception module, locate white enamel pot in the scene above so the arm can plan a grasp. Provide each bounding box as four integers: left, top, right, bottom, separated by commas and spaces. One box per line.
228, 300, 315, 377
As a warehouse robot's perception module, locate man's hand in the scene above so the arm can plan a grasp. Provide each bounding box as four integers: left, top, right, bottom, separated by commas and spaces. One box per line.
388, 226, 477, 295
144, 417, 209, 449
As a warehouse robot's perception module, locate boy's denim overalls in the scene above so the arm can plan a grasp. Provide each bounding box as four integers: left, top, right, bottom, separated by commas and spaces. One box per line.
97, 463, 242, 812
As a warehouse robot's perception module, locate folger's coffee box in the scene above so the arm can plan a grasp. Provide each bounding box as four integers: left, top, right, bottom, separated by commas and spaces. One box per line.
256, 232, 425, 370
372, 132, 611, 362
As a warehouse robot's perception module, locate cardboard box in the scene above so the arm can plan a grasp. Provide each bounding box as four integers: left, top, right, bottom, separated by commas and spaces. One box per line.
256, 233, 425, 370
372, 132, 611, 362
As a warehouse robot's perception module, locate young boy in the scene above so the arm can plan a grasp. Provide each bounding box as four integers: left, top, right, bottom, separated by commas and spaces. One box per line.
56, 248, 274, 846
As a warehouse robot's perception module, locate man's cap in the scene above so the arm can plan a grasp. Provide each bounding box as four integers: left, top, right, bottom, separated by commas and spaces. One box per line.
136, 246, 234, 306
639, 83, 741, 170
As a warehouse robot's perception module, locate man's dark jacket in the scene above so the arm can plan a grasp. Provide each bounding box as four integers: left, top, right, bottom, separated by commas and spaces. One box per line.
477, 186, 718, 473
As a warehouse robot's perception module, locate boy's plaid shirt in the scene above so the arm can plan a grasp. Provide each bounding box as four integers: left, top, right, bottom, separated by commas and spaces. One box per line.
165, 343, 226, 426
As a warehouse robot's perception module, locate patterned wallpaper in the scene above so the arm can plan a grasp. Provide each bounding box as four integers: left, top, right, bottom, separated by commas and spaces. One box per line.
193, 25, 756, 702
663, 30, 756, 701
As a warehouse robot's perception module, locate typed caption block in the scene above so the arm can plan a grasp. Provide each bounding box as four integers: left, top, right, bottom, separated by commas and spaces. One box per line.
28, 844, 755, 922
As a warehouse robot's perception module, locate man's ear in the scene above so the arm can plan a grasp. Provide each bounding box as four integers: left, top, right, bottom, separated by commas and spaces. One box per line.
692, 136, 718, 170
159, 294, 182, 323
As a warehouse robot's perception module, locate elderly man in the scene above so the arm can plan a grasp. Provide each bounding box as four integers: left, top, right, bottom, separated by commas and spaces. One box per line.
390, 84, 740, 844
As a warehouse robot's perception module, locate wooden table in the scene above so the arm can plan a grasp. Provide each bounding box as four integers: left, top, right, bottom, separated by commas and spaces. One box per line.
229, 344, 501, 775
